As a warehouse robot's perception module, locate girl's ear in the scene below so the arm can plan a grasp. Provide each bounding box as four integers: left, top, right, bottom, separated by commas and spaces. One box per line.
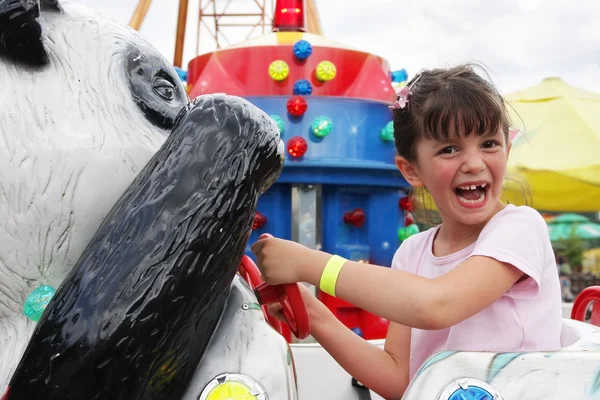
395, 156, 425, 188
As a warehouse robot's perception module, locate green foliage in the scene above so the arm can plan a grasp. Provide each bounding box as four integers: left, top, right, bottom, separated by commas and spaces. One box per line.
563, 224, 584, 268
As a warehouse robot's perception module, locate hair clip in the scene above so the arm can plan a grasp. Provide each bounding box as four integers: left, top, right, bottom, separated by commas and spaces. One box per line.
389, 86, 412, 109
389, 73, 423, 110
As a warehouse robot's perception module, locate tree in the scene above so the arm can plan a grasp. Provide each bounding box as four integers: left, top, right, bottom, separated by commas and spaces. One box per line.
563, 224, 584, 273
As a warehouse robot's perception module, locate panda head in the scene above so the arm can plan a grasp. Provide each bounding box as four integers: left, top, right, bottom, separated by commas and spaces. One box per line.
0, 0, 192, 322
0, 0, 188, 132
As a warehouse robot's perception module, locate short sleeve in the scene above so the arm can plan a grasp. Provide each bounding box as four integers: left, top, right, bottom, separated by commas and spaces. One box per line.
470, 206, 550, 298
390, 235, 418, 274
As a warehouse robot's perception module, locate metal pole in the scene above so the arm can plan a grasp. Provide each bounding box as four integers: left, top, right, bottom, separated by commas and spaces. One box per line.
128, 0, 153, 31
173, 0, 190, 68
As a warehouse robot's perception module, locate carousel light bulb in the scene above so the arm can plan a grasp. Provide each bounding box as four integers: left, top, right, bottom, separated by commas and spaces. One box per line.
293, 39, 313, 60
404, 212, 414, 226
286, 96, 307, 117
380, 121, 394, 142
398, 226, 408, 241
293, 79, 313, 95
390, 68, 408, 83
23, 285, 56, 322
405, 223, 420, 237
270, 114, 285, 137
268, 60, 290, 81
272, 0, 305, 32
287, 136, 308, 158
253, 211, 267, 230
344, 208, 366, 228
399, 196, 412, 211
311, 116, 333, 138
316, 60, 336, 81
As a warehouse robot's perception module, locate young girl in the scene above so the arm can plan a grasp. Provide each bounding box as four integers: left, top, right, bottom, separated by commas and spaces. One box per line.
250, 64, 562, 399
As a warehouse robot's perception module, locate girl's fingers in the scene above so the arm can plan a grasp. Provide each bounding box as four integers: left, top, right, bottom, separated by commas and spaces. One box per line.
267, 303, 285, 321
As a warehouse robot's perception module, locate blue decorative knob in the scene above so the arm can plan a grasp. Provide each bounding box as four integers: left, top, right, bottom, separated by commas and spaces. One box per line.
391, 68, 408, 83
293, 79, 313, 95
293, 40, 313, 60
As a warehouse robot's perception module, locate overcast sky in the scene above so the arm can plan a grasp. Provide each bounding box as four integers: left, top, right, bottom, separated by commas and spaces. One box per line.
74, 0, 600, 94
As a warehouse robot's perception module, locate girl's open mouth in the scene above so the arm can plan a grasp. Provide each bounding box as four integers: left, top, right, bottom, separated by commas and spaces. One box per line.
454, 183, 488, 206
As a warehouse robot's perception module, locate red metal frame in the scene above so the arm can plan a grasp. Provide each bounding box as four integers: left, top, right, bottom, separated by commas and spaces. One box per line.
196, 0, 275, 52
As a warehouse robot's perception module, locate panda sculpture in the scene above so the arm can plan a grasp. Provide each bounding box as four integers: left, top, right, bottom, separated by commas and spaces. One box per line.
0, 1, 296, 399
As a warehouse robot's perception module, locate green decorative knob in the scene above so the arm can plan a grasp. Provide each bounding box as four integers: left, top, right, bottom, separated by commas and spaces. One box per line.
24, 285, 56, 322
270, 114, 285, 137
380, 121, 394, 142
311, 116, 333, 138
406, 223, 420, 237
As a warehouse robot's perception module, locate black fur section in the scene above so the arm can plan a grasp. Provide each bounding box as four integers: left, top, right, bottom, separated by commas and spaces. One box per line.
0, 0, 48, 66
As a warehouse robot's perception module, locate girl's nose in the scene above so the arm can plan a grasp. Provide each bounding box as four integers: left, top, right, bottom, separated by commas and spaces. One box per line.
460, 150, 486, 174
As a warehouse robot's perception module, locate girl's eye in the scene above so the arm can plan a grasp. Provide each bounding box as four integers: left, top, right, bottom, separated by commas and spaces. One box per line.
482, 140, 500, 148
439, 146, 457, 155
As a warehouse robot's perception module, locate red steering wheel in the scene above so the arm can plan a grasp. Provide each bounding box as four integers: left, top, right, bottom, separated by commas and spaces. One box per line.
238, 255, 284, 334
238, 253, 310, 340
571, 286, 600, 326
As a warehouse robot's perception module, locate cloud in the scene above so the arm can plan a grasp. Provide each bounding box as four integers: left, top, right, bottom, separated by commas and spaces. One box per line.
72, 0, 600, 94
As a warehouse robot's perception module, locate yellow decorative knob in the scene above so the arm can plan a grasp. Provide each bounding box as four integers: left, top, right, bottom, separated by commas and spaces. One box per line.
268, 60, 290, 81
316, 60, 336, 82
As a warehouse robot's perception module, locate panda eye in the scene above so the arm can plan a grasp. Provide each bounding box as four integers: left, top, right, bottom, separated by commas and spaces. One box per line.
152, 77, 175, 101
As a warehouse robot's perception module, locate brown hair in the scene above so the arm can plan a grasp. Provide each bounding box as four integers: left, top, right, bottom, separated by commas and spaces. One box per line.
393, 63, 511, 163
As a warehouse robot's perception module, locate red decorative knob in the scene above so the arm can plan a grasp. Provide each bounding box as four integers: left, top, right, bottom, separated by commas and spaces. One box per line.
344, 208, 365, 228
287, 136, 308, 158
286, 95, 307, 117
404, 212, 414, 226
399, 196, 412, 211
253, 211, 267, 230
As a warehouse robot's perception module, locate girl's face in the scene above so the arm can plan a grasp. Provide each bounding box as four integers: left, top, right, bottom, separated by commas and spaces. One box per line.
399, 129, 511, 227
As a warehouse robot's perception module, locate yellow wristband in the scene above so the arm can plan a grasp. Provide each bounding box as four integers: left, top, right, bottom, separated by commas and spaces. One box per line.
319, 255, 347, 297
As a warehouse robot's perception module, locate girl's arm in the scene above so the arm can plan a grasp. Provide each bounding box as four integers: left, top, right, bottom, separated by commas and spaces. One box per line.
306, 296, 411, 400
301, 251, 523, 330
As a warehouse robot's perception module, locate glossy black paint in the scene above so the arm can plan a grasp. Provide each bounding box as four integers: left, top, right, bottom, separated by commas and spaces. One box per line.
126, 43, 189, 131
7, 94, 284, 400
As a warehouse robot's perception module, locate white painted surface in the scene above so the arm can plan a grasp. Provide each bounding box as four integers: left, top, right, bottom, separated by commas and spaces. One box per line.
291, 340, 386, 400
290, 316, 596, 400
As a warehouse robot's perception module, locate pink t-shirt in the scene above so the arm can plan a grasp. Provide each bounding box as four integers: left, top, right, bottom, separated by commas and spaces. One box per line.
391, 205, 562, 379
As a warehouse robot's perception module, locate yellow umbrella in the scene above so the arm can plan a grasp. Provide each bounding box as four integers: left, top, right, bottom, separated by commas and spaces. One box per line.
583, 248, 600, 275
502, 77, 600, 212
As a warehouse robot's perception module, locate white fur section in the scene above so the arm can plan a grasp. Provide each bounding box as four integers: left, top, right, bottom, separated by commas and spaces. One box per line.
0, 1, 170, 388
0, 317, 36, 394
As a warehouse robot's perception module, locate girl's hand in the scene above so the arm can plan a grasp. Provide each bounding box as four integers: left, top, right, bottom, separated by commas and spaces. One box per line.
266, 283, 324, 328
250, 235, 322, 285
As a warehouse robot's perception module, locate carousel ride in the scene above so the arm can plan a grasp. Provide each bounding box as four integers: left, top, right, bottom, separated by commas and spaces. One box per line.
2, 0, 600, 399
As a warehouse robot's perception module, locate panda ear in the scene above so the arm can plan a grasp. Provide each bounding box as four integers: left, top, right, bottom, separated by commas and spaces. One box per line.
41, 0, 61, 12
0, 0, 60, 67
